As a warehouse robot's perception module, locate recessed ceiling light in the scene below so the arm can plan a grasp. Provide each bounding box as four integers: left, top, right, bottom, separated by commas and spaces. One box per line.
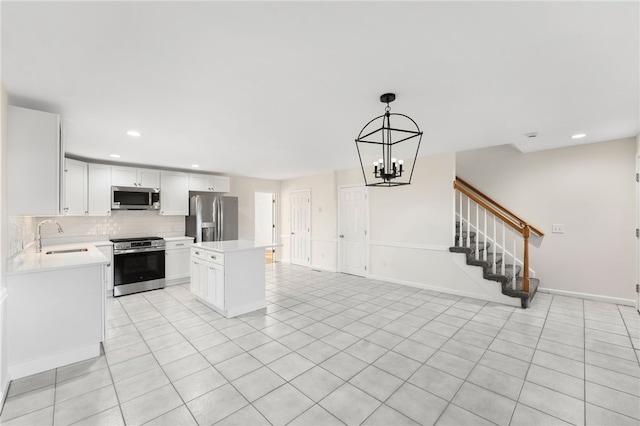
126, 130, 142, 137
191, 164, 200, 168
571, 133, 586, 139
110, 154, 121, 158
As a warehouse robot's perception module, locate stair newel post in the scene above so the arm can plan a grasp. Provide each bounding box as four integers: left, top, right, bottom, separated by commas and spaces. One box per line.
522, 225, 531, 293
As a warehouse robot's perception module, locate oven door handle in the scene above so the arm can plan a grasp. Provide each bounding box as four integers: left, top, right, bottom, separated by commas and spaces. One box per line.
114, 247, 165, 255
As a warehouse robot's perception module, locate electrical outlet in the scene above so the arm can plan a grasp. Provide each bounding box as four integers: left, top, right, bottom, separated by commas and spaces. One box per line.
552, 224, 565, 234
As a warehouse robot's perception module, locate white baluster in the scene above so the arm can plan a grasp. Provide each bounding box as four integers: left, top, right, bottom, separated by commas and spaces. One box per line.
466, 195, 471, 248
492, 214, 497, 274
512, 228, 517, 290
475, 202, 479, 259
501, 222, 506, 276
483, 208, 487, 262
459, 191, 463, 246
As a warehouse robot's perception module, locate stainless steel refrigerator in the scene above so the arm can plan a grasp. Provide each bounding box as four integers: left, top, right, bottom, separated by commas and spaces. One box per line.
186, 195, 239, 242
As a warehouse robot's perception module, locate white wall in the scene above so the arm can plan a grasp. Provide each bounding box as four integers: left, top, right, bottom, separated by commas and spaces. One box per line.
0, 82, 10, 404
281, 172, 337, 271
457, 138, 637, 302
281, 154, 471, 289
227, 175, 280, 241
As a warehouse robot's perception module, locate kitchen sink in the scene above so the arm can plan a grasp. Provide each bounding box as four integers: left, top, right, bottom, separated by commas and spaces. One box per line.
45, 248, 89, 255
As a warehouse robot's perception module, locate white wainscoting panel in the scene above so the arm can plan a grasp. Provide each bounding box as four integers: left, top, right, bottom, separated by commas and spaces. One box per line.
368, 242, 521, 307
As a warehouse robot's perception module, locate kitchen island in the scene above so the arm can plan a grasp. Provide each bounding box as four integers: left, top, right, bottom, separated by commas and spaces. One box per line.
190, 240, 273, 318
6, 244, 110, 379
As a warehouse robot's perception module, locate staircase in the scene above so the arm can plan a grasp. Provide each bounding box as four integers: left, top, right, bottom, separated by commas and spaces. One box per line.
450, 177, 543, 309
450, 222, 539, 308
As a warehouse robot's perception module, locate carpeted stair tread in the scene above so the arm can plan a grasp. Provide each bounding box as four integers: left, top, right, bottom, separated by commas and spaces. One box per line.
449, 242, 537, 309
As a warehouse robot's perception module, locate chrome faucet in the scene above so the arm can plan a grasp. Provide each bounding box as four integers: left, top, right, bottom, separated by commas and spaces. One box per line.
36, 219, 64, 253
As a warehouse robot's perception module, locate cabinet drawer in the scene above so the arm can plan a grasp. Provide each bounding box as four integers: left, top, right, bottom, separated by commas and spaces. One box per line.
166, 239, 192, 250
191, 248, 224, 265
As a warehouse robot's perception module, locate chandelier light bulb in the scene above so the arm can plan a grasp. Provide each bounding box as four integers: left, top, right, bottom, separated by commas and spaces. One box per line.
391, 158, 397, 163
398, 159, 404, 165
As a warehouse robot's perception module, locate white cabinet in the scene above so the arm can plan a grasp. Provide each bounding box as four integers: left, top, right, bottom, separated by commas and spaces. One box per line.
191, 248, 225, 311
95, 243, 114, 295
165, 237, 193, 285
7, 106, 62, 216
189, 244, 266, 318
62, 158, 88, 216
7, 263, 106, 379
112, 166, 160, 188
160, 171, 188, 215
188, 174, 230, 193
88, 163, 112, 216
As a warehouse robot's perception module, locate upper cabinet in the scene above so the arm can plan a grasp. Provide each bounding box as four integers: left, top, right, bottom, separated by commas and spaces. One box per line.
7, 106, 62, 216
62, 158, 88, 216
188, 174, 230, 193
87, 163, 112, 216
62, 160, 112, 216
112, 166, 160, 188
160, 171, 188, 216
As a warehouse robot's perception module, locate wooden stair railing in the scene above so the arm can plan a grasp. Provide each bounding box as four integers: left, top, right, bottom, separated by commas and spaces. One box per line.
453, 177, 544, 293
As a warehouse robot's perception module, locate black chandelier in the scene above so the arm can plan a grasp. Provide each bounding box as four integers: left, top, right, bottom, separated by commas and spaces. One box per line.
354, 93, 423, 187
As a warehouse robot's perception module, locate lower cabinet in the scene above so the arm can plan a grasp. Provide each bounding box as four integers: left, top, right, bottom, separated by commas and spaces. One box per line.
189, 246, 266, 318
165, 237, 194, 285
191, 249, 224, 311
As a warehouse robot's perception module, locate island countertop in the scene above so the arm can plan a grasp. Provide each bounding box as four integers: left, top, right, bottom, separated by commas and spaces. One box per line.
191, 239, 277, 253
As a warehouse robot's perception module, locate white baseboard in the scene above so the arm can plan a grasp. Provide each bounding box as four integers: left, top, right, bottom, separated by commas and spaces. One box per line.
165, 277, 189, 287
537, 287, 635, 306
8, 343, 101, 381
310, 265, 337, 273
226, 300, 268, 318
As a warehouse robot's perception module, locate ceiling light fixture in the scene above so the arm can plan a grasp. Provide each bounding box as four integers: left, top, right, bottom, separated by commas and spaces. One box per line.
110, 154, 121, 158
354, 93, 423, 187
191, 164, 200, 168
571, 133, 586, 139
126, 130, 142, 137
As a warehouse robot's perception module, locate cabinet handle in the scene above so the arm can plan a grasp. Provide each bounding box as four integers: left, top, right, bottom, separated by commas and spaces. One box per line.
176, 243, 184, 246
195, 251, 200, 255
211, 255, 216, 260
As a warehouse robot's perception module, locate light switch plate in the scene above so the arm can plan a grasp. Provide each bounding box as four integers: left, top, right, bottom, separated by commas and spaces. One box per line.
552, 224, 565, 234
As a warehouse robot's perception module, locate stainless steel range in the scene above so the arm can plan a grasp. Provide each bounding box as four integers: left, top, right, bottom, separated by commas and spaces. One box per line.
111, 236, 165, 297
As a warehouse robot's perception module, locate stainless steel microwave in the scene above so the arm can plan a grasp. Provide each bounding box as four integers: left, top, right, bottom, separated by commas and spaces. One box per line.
111, 186, 160, 210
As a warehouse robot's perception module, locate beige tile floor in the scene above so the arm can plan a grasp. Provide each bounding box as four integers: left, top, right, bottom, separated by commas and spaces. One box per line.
1, 263, 639, 425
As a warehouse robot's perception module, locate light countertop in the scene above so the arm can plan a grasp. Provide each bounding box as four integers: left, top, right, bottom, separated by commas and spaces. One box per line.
8, 243, 110, 275
163, 236, 195, 242
192, 240, 278, 253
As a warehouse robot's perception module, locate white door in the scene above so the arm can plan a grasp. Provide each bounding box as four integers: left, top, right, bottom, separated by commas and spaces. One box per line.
290, 190, 310, 267
339, 185, 368, 276
637, 153, 639, 313
256, 192, 277, 261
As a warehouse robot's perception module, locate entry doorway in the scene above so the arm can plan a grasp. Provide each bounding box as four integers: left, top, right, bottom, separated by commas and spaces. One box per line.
338, 185, 368, 276
255, 192, 277, 264
290, 189, 311, 267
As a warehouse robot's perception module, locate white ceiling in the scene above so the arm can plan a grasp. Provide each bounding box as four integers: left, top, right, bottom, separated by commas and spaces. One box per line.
2, 1, 638, 181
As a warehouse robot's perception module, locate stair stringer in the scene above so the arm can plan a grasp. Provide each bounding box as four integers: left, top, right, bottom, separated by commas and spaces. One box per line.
367, 245, 522, 308
450, 252, 522, 308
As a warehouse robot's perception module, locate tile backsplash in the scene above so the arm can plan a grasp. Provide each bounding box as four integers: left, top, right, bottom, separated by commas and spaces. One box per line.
9, 211, 185, 256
